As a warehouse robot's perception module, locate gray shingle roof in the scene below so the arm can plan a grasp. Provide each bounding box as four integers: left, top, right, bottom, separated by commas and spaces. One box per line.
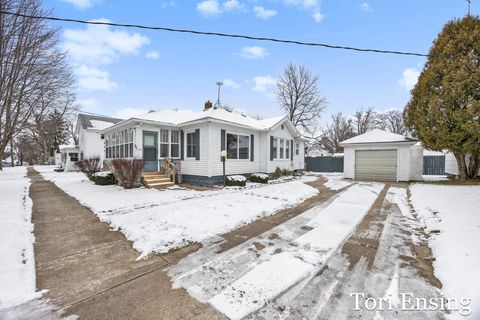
77, 113, 123, 131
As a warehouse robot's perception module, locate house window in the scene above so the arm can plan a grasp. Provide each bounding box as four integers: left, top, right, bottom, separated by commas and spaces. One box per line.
279, 139, 284, 159
160, 129, 169, 158
272, 137, 291, 160
296, 142, 299, 155
106, 129, 135, 159
171, 130, 180, 158
186, 132, 196, 158
227, 133, 249, 160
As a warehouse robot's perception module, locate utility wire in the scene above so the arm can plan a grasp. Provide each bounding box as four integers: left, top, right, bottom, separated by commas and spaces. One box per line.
0, 10, 428, 58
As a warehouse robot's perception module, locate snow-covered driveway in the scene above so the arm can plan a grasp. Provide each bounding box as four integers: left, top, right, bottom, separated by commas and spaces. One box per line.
35, 166, 319, 258
169, 181, 385, 319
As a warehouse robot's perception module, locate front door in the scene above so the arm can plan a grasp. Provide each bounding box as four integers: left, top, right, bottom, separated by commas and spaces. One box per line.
143, 131, 158, 172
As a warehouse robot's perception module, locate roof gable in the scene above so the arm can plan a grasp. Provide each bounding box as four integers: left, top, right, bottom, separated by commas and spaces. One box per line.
76, 114, 123, 132
340, 129, 416, 145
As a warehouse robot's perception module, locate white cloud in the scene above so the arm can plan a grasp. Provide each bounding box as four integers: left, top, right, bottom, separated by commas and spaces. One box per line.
78, 98, 102, 112
223, 78, 241, 89
197, 0, 222, 17
253, 76, 276, 92
75, 65, 118, 91
60, 0, 101, 10
115, 107, 150, 119
313, 10, 324, 22
360, 2, 373, 12
63, 20, 150, 65
223, 0, 244, 11
253, 6, 278, 19
145, 50, 160, 59
398, 68, 420, 91
283, 0, 319, 9
239, 46, 269, 60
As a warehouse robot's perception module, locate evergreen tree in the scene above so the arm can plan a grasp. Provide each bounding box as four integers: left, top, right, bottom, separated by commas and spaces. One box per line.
405, 16, 480, 179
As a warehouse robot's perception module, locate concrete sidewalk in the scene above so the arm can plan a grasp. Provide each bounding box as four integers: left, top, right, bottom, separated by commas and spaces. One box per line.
29, 168, 225, 320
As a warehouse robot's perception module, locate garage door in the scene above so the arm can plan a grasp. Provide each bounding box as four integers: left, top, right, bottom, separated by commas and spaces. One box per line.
355, 149, 397, 181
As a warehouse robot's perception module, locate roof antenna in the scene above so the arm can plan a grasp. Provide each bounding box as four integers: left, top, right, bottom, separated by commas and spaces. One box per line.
214, 81, 223, 109
467, 0, 472, 15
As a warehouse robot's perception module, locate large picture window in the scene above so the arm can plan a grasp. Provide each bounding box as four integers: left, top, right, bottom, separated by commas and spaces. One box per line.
227, 133, 249, 160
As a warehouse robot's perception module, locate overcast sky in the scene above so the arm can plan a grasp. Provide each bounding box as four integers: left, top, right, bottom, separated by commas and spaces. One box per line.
42, 0, 479, 123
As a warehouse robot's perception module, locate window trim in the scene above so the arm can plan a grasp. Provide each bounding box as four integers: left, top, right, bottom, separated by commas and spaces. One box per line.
226, 131, 250, 161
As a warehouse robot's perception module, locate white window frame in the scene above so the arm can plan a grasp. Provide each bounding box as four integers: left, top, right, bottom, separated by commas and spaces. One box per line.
272, 137, 291, 160
226, 131, 250, 161
170, 130, 180, 159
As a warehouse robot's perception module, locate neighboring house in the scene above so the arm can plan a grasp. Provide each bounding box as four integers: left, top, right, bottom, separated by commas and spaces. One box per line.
100, 104, 306, 185
340, 129, 423, 182
306, 145, 330, 157
444, 152, 480, 178
59, 145, 79, 172
75, 114, 123, 162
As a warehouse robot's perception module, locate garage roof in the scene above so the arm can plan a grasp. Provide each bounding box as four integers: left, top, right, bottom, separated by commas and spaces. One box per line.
340, 129, 417, 145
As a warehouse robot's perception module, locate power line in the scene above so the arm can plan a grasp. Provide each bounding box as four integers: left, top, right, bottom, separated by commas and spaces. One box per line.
0, 10, 428, 58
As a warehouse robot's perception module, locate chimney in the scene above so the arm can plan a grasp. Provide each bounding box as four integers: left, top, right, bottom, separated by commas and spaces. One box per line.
204, 100, 213, 111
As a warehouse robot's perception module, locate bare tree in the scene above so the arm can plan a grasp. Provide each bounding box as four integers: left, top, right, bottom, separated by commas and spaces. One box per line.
378, 110, 407, 135
353, 108, 378, 134
0, 0, 74, 169
319, 113, 355, 154
277, 64, 327, 135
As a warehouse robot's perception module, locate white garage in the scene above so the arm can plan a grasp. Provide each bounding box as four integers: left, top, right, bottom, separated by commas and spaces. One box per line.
340, 129, 423, 182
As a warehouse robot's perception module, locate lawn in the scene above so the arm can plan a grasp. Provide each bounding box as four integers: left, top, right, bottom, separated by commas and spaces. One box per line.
35, 166, 319, 258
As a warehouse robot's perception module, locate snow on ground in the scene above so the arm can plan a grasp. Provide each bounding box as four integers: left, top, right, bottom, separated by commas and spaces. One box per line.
34, 166, 318, 258
422, 175, 449, 182
170, 182, 384, 319
410, 184, 480, 320
0, 167, 39, 309
309, 172, 352, 190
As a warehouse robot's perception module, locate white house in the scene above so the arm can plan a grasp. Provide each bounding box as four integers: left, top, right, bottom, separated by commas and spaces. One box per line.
100, 104, 306, 185
340, 129, 423, 182
75, 114, 123, 162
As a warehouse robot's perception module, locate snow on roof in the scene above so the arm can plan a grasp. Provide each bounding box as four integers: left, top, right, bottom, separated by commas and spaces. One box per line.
340, 129, 417, 145
89, 120, 117, 130
133, 108, 288, 130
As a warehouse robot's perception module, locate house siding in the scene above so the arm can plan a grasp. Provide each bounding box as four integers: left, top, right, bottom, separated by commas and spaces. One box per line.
79, 128, 105, 161
208, 122, 261, 177
180, 122, 210, 176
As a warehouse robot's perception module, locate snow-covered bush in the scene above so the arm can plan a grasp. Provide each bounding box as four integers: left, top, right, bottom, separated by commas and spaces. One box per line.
92, 171, 116, 185
250, 173, 269, 184
111, 159, 145, 189
225, 175, 247, 187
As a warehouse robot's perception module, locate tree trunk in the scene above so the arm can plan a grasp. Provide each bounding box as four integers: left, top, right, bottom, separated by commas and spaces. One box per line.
467, 154, 479, 179
455, 153, 468, 180
10, 136, 15, 167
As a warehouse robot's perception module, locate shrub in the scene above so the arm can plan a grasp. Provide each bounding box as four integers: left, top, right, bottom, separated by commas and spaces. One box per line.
111, 159, 145, 189
92, 171, 116, 185
271, 167, 293, 180
76, 158, 102, 178
250, 173, 269, 184
225, 175, 247, 187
